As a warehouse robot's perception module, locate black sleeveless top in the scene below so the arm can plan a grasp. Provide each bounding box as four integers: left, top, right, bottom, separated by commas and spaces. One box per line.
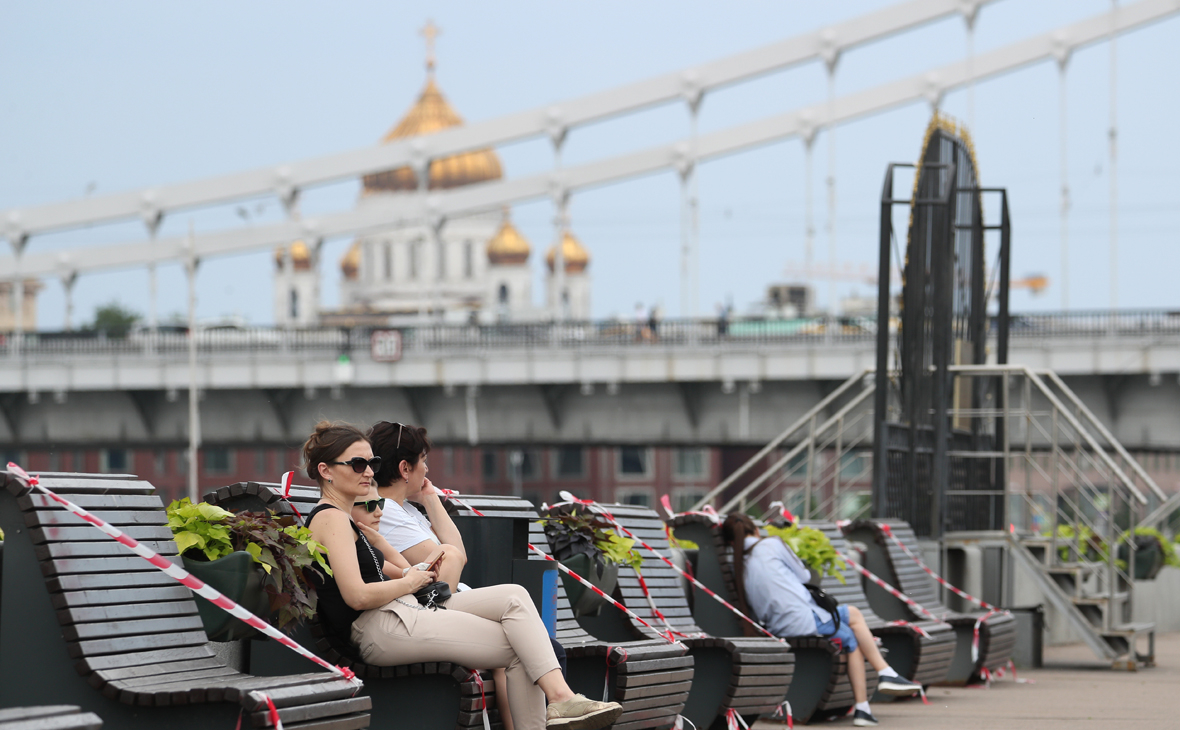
307, 504, 387, 644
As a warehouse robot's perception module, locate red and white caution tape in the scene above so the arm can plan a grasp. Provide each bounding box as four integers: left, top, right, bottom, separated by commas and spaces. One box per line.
724, 708, 750, 730
278, 470, 305, 521
876, 523, 1005, 615
468, 671, 491, 730
771, 700, 793, 729
766, 501, 796, 525
527, 543, 680, 646
555, 491, 785, 644
836, 551, 946, 634
660, 494, 720, 524
7, 462, 360, 698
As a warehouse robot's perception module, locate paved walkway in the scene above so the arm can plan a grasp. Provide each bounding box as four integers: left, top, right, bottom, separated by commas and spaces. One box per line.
753, 632, 1176, 729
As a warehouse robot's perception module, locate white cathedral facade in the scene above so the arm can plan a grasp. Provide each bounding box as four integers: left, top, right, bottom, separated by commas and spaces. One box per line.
274, 54, 591, 327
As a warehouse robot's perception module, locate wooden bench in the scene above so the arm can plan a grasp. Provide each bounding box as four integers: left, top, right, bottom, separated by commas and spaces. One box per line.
550, 503, 793, 730
204, 481, 501, 730
0, 471, 371, 730
0, 706, 103, 730
447, 493, 693, 730
841, 519, 1018, 684
803, 522, 957, 692
667, 513, 862, 724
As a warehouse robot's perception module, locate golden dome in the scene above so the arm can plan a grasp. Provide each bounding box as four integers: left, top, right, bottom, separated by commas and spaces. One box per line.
487, 211, 531, 266
341, 241, 360, 280
274, 240, 311, 271
363, 78, 503, 193
545, 231, 590, 274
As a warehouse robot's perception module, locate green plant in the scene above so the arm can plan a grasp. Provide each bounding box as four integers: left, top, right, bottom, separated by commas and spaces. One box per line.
1126, 527, 1180, 569
89, 301, 140, 338
541, 507, 644, 574
764, 523, 846, 583
167, 498, 331, 631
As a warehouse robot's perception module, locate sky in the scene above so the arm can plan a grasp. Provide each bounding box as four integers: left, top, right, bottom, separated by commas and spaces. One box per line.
2, 0, 1178, 329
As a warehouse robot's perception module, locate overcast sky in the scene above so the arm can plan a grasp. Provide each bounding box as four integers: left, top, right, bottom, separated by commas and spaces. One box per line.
2, 0, 1178, 328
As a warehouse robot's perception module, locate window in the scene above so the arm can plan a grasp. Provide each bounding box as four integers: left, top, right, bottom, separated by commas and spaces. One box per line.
73, 450, 86, 472
498, 283, 509, 305
100, 448, 129, 473
48, 451, 61, 472
839, 452, 867, 481
672, 487, 710, 513
674, 448, 708, 479
482, 451, 498, 480
464, 241, 474, 279
617, 448, 650, 478
782, 450, 813, 481
410, 239, 421, 278
205, 448, 233, 475
616, 487, 654, 507
178, 449, 189, 475
383, 243, 392, 280
155, 450, 167, 474
442, 447, 454, 477
554, 447, 585, 479
289, 289, 299, 320
255, 449, 269, 475
522, 491, 543, 509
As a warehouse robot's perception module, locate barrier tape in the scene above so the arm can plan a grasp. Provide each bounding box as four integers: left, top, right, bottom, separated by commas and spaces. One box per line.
557, 492, 786, 644
875, 523, 1005, 615
835, 550, 945, 631
766, 501, 796, 525
724, 708, 750, 730
771, 700, 793, 729
526, 543, 680, 646
660, 494, 721, 524
278, 471, 305, 521
469, 671, 491, 730
6, 463, 361, 702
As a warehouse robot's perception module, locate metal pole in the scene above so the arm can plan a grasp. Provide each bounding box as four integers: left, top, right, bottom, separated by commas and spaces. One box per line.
825, 68, 837, 314
803, 135, 815, 280
185, 222, 201, 504
62, 273, 76, 331
551, 126, 568, 321
680, 99, 701, 318
1058, 58, 1070, 310
1109, 0, 1119, 310
872, 167, 895, 518
804, 414, 817, 519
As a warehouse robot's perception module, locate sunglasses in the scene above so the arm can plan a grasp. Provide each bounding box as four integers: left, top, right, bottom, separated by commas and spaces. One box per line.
331, 456, 383, 474
353, 498, 386, 513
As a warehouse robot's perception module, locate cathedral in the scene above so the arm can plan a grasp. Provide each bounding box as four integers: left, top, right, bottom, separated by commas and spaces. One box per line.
274, 25, 591, 327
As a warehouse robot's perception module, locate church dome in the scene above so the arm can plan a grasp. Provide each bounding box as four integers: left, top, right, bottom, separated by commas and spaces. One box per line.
341, 241, 360, 280
274, 240, 312, 271
487, 210, 531, 266
362, 77, 503, 193
545, 231, 590, 274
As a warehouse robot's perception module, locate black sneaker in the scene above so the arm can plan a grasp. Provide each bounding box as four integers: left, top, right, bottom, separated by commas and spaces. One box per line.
852, 709, 879, 727
876, 675, 922, 696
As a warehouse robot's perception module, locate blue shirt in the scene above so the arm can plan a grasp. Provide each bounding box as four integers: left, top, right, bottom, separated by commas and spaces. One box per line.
742, 535, 831, 638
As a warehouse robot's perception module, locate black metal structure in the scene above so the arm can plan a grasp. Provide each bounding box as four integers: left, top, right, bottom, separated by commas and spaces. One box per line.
872, 118, 1011, 538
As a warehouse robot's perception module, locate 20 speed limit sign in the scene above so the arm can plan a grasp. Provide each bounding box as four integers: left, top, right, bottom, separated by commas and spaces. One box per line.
370, 329, 403, 362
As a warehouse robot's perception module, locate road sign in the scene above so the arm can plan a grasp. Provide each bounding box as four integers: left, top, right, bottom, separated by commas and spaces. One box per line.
370, 329, 403, 362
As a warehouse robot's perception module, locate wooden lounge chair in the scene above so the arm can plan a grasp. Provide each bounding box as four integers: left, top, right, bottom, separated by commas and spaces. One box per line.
0, 706, 103, 730
550, 503, 793, 730
667, 512, 865, 724
448, 493, 695, 730
204, 481, 502, 730
841, 519, 1018, 684
0, 471, 371, 730
803, 522, 957, 691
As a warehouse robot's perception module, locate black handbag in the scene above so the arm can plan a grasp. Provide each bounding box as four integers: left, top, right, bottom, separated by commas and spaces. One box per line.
414, 581, 452, 610
806, 584, 841, 637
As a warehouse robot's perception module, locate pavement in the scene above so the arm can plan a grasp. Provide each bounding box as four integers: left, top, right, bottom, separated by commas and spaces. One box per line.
752, 632, 1177, 729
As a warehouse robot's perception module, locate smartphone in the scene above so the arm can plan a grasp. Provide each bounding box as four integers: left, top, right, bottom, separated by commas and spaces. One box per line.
424, 547, 445, 574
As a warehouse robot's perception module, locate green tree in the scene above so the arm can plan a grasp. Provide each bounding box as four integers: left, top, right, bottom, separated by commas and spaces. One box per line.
90, 302, 140, 338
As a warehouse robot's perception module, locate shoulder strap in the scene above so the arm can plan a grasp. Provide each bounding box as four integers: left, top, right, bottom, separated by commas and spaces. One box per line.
307, 503, 360, 535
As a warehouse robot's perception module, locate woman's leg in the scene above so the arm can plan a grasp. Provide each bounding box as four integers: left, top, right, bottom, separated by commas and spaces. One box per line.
355, 605, 559, 730
844, 647, 868, 704
845, 606, 890, 672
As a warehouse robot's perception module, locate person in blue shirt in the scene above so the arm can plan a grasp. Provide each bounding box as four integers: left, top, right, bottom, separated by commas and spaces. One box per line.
722, 514, 921, 727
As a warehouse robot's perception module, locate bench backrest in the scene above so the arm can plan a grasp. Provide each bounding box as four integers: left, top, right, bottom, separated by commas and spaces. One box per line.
843, 519, 945, 613
801, 521, 888, 629
4, 472, 216, 680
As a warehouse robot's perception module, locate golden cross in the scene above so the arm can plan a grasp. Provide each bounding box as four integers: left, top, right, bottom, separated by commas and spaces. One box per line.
421, 20, 440, 74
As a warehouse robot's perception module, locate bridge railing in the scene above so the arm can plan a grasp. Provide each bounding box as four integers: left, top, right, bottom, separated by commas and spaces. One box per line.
2, 309, 1178, 358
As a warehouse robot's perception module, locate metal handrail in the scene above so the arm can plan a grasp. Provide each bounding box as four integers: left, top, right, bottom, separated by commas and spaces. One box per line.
690, 369, 871, 511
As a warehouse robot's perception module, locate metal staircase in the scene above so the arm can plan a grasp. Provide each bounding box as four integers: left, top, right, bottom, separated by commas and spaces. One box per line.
696, 365, 1165, 670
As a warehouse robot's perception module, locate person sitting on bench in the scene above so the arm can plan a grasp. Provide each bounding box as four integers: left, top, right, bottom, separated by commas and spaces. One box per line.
722, 514, 922, 728
303, 420, 622, 730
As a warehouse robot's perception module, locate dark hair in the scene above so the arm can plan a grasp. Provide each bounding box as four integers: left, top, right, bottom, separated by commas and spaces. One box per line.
721, 513, 763, 638
367, 421, 432, 487
302, 420, 368, 484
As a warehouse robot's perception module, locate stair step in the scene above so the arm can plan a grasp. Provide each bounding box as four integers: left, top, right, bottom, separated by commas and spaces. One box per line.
1072, 592, 1128, 606
1103, 622, 1154, 637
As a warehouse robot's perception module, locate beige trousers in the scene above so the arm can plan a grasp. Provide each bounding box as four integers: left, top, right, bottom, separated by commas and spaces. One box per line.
352, 583, 560, 730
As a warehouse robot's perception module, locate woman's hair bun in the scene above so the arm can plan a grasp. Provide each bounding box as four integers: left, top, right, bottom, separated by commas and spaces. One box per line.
302, 420, 367, 484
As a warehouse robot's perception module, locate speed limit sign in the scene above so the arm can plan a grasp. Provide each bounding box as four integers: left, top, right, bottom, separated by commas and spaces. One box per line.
370, 329, 403, 362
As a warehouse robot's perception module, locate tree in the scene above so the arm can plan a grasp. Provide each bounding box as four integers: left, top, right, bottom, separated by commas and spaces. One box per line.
91, 302, 140, 338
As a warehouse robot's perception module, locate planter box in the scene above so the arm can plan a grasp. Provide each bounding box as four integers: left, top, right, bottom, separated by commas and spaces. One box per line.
559, 553, 618, 618
182, 550, 271, 642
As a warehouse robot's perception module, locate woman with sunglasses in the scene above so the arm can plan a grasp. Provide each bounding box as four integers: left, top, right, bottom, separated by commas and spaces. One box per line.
303, 421, 622, 730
